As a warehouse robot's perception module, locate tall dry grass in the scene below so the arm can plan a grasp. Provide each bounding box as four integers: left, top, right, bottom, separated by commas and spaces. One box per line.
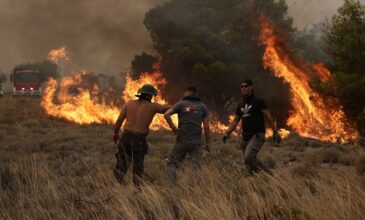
1, 97, 365, 219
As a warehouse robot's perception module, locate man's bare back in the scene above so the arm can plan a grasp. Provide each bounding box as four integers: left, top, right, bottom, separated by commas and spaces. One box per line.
124, 100, 166, 134
114, 99, 168, 136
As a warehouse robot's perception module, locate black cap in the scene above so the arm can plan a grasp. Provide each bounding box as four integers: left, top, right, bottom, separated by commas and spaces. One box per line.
135, 84, 158, 97
186, 86, 198, 96
241, 79, 253, 86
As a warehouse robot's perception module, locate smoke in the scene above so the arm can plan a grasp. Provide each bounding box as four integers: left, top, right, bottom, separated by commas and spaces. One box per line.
1, 0, 364, 77
286, 0, 365, 30
0, 0, 167, 75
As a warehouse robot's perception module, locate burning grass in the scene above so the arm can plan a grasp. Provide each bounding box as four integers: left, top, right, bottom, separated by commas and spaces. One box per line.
1, 97, 365, 219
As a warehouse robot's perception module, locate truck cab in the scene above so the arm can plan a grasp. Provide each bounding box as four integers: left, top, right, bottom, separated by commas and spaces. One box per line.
10, 69, 43, 96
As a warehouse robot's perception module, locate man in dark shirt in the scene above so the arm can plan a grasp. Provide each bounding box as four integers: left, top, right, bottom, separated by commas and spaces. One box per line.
222, 79, 281, 175
164, 86, 210, 183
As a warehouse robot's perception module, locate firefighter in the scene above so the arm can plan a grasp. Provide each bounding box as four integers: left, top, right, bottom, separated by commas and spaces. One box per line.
164, 86, 210, 183
113, 84, 169, 185
222, 79, 281, 175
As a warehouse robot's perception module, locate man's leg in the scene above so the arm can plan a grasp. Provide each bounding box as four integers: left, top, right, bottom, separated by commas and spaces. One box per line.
243, 133, 265, 175
189, 144, 203, 183
131, 149, 146, 186
114, 140, 132, 184
167, 143, 187, 184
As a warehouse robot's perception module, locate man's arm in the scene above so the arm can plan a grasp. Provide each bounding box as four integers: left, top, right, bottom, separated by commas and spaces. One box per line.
222, 115, 241, 143
164, 108, 179, 134
202, 117, 210, 152
226, 115, 241, 134
262, 109, 281, 143
154, 103, 171, 114
113, 104, 127, 143
262, 109, 277, 132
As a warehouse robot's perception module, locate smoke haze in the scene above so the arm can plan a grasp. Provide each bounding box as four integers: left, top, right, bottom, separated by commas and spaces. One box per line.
0, 0, 167, 74
286, 0, 365, 29
0, 0, 364, 75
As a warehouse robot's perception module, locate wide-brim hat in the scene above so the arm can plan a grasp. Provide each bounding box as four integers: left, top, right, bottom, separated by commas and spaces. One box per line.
135, 84, 158, 97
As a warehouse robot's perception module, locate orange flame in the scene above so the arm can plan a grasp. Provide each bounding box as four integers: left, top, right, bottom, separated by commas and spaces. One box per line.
41, 72, 119, 124
312, 63, 330, 81
40, 67, 181, 131
121, 69, 178, 130
41, 64, 293, 139
259, 16, 359, 142
48, 46, 69, 63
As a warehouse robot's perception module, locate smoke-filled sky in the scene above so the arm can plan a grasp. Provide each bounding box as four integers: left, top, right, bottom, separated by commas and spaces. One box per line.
0, 0, 364, 75
287, 0, 365, 29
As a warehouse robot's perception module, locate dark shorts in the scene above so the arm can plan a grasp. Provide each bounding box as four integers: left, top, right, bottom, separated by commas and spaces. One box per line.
114, 130, 148, 184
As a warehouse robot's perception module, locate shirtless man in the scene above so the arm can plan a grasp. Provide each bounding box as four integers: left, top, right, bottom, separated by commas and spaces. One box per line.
113, 84, 168, 185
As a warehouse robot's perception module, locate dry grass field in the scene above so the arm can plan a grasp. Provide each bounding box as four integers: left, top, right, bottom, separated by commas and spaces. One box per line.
1, 97, 365, 220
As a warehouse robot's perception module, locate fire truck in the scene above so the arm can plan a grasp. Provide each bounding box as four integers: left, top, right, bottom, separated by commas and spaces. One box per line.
10, 68, 43, 96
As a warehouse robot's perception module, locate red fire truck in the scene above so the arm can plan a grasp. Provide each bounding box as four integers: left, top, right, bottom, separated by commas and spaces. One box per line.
10, 69, 43, 96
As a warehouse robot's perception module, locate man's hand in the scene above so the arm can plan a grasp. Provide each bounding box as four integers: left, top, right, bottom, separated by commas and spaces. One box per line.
113, 133, 119, 144
222, 133, 230, 143
172, 127, 180, 135
272, 131, 281, 144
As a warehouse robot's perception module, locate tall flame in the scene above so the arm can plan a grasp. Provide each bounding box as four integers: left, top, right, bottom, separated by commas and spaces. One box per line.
48, 46, 69, 63
259, 16, 359, 142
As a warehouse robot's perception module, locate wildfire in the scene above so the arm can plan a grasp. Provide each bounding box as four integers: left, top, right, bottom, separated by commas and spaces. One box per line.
259, 16, 359, 142
40, 67, 181, 130
40, 63, 291, 138
41, 72, 119, 125
48, 46, 69, 63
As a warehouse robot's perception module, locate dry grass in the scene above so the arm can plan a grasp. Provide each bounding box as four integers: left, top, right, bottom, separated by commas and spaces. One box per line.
1, 97, 365, 220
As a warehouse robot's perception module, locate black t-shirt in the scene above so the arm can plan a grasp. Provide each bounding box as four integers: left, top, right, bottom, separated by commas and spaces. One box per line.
172, 97, 208, 144
235, 96, 268, 134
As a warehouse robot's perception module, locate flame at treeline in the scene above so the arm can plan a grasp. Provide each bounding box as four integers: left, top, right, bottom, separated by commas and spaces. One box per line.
259, 16, 359, 142
41, 65, 237, 133
41, 72, 120, 125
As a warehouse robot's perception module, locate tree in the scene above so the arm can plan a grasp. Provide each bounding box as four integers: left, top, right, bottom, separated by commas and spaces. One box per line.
131, 52, 158, 78
317, 0, 365, 134
135, 0, 294, 120
322, 0, 365, 75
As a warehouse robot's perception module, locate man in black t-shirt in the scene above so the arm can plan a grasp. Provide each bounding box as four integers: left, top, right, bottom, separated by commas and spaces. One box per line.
222, 79, 281, 175
164, 86, 210, 183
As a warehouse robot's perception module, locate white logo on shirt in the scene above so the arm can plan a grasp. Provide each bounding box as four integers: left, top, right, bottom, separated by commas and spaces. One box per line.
240, 104, 252, 118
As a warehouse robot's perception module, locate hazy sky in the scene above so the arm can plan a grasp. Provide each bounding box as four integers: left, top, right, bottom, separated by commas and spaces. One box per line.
0, 0, 363, 75
287, 0, 365, 29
